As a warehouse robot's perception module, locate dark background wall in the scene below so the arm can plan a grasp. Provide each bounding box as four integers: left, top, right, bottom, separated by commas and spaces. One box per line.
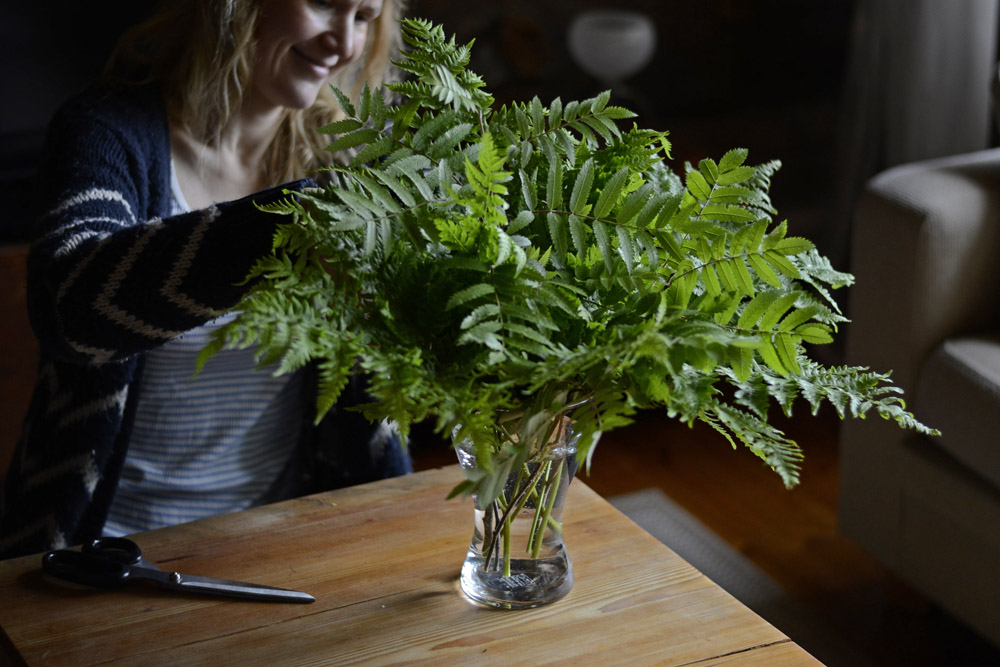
411, 0, 855, 247
0, 2, 149, 240
411, 1, 852, 138
0, 2, 149, 176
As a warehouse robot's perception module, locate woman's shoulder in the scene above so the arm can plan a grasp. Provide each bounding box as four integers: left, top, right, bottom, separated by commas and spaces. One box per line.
42, 82, 172, 185
35, 82, 174, 224
54, 82, 167, 135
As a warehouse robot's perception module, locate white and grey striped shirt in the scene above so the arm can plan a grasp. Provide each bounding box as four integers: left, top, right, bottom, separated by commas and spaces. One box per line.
103, 164, 302, 536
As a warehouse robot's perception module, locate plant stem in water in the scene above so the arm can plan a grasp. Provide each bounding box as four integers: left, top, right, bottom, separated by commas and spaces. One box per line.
532, 458, 564, 558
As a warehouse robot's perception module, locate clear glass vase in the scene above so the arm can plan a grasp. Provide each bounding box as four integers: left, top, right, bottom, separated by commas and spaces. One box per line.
456, 427, 578, 609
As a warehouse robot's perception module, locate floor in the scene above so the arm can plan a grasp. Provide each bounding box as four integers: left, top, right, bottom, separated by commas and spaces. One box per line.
411, 407, 1000, 666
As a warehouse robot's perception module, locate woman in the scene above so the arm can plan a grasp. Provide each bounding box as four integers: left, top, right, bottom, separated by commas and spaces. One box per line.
0, 0, 410, 560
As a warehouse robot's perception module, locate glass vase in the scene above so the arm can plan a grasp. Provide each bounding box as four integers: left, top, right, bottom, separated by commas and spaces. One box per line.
455, 426, 578, 609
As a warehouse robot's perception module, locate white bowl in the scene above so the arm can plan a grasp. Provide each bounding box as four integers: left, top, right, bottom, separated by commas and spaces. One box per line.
567, 10, 657, 84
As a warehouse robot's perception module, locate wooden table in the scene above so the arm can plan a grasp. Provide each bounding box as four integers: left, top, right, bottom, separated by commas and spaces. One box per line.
0, 466, 820, 665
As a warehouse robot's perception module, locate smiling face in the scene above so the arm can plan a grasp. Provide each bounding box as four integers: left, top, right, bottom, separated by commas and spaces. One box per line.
251, 0, 384, 112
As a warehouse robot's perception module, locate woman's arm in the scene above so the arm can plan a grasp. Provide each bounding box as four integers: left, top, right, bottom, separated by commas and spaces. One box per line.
28, 89, 310, 365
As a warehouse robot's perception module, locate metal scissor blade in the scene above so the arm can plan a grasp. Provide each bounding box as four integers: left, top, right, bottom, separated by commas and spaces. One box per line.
166, 573, 315, 603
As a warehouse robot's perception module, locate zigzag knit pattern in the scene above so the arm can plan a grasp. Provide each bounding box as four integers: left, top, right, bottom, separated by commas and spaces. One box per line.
0, 85, 308, 558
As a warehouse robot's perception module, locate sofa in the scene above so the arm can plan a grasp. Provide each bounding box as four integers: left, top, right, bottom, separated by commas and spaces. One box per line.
839, 147, 1000, 646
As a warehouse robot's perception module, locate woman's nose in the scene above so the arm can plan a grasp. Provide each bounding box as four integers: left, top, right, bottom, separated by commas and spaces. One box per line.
320, 21, 358, 63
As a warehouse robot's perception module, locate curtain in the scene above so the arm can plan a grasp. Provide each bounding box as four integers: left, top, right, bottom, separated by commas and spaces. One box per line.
829, 0, 999, 266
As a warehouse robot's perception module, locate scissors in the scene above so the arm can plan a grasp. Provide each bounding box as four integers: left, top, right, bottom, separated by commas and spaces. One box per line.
42, 536, 315, 603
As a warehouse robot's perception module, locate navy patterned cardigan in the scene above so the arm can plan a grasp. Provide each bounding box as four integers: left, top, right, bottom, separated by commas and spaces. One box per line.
0, 85, 410, 560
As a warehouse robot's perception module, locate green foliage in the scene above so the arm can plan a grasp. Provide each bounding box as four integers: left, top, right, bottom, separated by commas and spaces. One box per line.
201, 18, 936, 499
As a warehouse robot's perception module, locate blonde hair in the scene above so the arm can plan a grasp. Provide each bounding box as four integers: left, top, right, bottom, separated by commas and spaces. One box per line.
106, 0, 404, 184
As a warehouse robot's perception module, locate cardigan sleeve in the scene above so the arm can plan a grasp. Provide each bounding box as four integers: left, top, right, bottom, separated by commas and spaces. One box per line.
27, 88, 313, 366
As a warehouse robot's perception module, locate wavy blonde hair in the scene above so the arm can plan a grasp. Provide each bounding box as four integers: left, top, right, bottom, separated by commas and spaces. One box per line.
106, 0, 404, 184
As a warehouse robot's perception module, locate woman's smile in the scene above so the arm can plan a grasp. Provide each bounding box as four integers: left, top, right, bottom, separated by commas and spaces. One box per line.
291, 46, 337, 79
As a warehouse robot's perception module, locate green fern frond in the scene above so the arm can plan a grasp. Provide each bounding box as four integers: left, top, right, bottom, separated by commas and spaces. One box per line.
197, 16, 937, 496
706, 401, 804, 488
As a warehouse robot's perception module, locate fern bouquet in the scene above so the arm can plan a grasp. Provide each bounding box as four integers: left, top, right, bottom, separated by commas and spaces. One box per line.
201, 19, 933, 592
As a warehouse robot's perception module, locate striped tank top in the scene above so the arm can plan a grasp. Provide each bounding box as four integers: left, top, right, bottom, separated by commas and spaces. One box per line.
103, 164, 303, 536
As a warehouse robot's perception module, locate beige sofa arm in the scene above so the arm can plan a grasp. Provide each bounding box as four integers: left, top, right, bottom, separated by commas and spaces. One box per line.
846, 147, 1000, 395
840, 148, 1000, 645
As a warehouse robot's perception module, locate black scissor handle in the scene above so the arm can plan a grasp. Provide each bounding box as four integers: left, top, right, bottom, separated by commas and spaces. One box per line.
42, 549, 131, 588
84, 537, 143, 565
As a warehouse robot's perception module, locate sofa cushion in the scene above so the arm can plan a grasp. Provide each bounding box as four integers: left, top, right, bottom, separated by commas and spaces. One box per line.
914, 335, 1000, 490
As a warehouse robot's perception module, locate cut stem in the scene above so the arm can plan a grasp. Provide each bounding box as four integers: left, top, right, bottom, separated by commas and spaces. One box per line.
532, 458, 564, 558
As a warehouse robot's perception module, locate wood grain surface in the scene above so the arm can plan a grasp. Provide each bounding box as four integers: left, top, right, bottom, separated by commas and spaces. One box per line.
0, 466, 821, 666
